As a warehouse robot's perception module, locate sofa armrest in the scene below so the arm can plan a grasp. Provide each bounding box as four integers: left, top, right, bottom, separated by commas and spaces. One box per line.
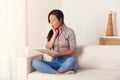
17, 53, 42, 80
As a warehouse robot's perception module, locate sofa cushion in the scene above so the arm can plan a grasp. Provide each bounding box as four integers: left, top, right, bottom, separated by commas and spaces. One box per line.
76, 45, 120, 69
28, 69, 120, 80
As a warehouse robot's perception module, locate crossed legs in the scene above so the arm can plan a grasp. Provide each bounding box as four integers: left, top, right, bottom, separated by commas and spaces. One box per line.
32, 57, 77, 74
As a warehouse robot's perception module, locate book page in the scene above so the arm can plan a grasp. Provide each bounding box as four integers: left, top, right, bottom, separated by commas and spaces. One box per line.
34, 48, 58, 54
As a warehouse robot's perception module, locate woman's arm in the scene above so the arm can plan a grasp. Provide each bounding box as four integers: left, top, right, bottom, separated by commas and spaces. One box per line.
47, 29, 58, 49
57, 50, 75, 56
47, 50, 75, 58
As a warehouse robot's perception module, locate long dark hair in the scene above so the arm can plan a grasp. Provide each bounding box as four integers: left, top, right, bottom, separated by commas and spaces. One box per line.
47, 9, 64, 41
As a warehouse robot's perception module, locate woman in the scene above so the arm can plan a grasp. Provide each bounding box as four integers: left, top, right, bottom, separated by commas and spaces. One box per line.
32, 9, 77, 74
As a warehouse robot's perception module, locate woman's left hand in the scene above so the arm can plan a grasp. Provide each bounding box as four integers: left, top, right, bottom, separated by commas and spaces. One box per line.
46, 53, 58, 58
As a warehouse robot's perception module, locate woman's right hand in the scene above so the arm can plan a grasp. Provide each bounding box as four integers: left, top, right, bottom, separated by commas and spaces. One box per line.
47, 27, 59, 49
52, 28, 59, 36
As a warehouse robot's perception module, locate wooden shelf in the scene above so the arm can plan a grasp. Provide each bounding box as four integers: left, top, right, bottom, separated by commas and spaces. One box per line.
99, 36, 120, 45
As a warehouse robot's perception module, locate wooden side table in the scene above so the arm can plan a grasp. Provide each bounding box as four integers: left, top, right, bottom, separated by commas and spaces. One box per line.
99, 36, 120, 45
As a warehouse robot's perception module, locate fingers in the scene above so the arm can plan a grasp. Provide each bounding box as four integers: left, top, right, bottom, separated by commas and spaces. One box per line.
46, 53, 56, 57
52, 29, 59, 36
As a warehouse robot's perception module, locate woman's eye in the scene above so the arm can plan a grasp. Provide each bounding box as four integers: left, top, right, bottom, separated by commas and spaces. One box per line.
50, 19, 55, 23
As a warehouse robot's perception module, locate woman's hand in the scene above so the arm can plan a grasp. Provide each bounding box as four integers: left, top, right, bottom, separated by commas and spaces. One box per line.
47, 28, 59, 49
46, 53, 58, 58
52, 28, 59, 36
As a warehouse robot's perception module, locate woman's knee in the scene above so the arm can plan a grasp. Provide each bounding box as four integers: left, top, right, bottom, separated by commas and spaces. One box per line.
32, 59, 42, 67
67, 57, 77, 64
65, 57, 77, 67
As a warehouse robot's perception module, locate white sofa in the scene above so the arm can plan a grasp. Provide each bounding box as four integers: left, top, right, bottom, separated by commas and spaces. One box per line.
17, 45, 120, 80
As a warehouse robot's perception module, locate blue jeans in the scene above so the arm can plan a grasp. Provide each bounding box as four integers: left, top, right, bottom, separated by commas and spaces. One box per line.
32, 56, 77, 74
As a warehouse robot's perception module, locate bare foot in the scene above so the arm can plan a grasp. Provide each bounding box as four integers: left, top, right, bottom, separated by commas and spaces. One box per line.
56, 71, 75, 75
63, 71, 75, 74
56, 72, 61, 75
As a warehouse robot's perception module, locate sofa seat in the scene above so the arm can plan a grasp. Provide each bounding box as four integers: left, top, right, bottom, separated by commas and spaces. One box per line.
28, 69, 120, 80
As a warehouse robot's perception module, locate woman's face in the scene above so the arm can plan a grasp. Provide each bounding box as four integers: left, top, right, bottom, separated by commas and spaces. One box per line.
49, 14, 62, 29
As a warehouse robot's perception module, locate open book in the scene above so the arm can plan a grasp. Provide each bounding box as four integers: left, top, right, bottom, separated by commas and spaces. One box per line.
34, 48, 58, 54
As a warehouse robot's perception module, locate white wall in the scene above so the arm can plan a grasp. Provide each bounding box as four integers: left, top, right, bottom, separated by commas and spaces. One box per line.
27, 0, 120, 48
27, 0, 62, 48
62, 0, 120, 45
